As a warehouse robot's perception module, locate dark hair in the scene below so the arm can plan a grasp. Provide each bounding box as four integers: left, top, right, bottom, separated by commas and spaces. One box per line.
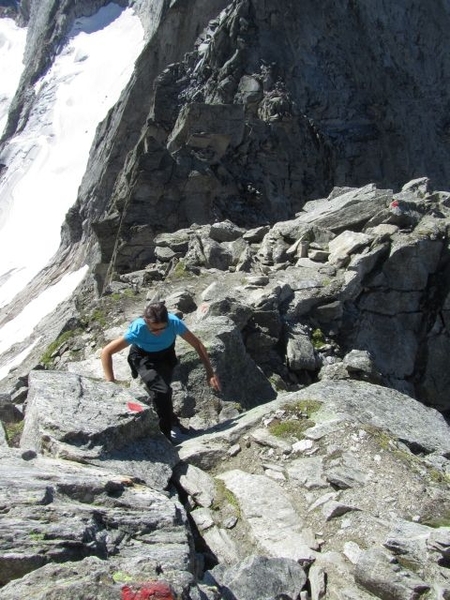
143, 301, 168, 324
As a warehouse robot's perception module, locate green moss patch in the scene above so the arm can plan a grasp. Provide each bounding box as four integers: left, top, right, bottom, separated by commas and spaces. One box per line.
267, 399, 322, 441
282, 399, 323, 418
311, 328, 326, 349
112, 571, 133, 583
171, 260, 189, 279
40, 329, 83, 367
212, 479, 240, 516
4, 420, 24, 447
269, 419, 315, 439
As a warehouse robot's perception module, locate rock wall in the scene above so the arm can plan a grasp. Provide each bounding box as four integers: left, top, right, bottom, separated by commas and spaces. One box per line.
55, 0, 450, 291
3, 0, 450, 347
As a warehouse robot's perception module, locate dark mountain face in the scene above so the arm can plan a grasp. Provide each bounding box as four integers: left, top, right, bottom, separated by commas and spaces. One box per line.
0, 0, 18, 18
65, 0, 450, 287
4, 1, 450, 285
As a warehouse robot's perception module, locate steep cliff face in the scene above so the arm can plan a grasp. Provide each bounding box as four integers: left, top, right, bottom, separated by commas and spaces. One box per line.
54, 0, 450, 291
4, 0, 450, 286
2, 1, 450, 400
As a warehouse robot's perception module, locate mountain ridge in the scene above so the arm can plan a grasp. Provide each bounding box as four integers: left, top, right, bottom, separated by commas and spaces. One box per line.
1, 3, 450, 597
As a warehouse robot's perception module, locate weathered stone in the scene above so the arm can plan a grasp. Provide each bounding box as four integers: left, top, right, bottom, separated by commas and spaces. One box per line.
325, 463, 367, 489
173, 461, 217, 508
0, 557, 120, 600
289, 380, 450, 457
343, 349, 379, 379
308, 564, 327, 600
209, 220, 245, 242
200, 239, 235, 271
328, 231, 373, 267
174, 315, 276, 420
242, 226, 270, 243
314, 551, 376, 600
384, 519, 434, 566
154, 245, 180, 262
250, 427, 292, 453
20, 371, 177, 490
285, 325, 317, 372
354, 547, 430, 599
0, 447, 192, 592
165, 290, 197, 314
190, 507, 215, 532
295, 185, 391, 233
153, 229, 191, 253
307, 247, 328, 262
322, 500, 361, 521
217, 470, 316, 563
291, 439, 314, 453
205, 555, 307, 600
202, 526, 239, 565
343, 541, 363, 565
286, 457, 329, 490
312, 300, 343, 324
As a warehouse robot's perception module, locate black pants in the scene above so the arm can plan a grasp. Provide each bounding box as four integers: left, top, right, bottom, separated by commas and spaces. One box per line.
127, 344, 178, 439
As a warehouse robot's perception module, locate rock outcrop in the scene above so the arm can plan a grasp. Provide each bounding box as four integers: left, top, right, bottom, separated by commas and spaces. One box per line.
2, 1, 450, 598
5, 178, 449, 412
1, 364, 450, 598
2, 175, 450, 597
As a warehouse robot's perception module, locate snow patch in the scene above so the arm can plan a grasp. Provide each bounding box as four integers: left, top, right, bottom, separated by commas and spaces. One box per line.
0, 4, 145, 379
0, 264, 89, 365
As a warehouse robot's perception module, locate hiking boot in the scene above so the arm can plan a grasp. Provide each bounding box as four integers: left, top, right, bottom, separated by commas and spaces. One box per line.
176, 423, 192, 435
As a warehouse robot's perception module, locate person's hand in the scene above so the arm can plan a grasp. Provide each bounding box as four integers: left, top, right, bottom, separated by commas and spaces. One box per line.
208, 373, 221, 392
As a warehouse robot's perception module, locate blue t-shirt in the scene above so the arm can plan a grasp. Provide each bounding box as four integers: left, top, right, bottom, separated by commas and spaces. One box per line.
124, 313, 188, 352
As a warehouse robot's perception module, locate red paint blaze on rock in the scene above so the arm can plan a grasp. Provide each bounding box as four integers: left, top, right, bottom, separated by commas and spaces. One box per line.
121, 582, 176, 600
127, 401, 145, 412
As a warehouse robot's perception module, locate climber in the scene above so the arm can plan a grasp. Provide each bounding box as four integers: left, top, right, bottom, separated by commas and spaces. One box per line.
101, 301, 221, 440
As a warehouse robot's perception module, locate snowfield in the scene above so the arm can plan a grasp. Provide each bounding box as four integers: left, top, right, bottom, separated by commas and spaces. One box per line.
0, 4, 145, 377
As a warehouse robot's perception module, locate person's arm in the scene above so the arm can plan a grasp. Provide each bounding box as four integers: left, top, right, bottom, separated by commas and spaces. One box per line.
180, 330, 221, 391
100, 337, 130, 382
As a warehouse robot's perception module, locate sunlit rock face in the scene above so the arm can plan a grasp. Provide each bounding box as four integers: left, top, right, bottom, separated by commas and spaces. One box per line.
4, 0, 450, 286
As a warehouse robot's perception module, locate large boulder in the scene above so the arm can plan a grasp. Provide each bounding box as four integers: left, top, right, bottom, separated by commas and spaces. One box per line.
0, 447, 192, 594
20, 371, 178, 489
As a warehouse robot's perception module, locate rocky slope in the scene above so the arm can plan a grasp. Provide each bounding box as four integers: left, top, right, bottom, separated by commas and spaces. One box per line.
1, 339, 450, 599
1, 1, 450, 598
3, 0, 450, 319
1, 179, 450, 599
3, 178, 450, 413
